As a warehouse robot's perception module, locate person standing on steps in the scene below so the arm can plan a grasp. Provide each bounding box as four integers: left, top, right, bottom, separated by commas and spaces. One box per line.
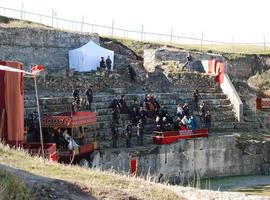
204, 110, 212, 132
192, 88, 200, 111
110, 121, 119, 148
72, 86, 80, 110
183, 53, 192, 71
100, 57, 106, 69
125, 120, 133, 148
111, 107, 120, 125
106, 56, 112, 72
85, 85, 93, 111
137, 119, 144, 146
128, 65, 136, 81
199, 101, 207, 122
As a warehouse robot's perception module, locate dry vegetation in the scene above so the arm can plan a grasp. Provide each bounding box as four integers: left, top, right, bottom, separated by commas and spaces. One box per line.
0, 170, 31, 200
0, 143, 263, 200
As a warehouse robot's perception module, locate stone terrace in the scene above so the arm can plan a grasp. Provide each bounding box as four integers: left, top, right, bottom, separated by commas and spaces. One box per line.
24, 88, 260, 148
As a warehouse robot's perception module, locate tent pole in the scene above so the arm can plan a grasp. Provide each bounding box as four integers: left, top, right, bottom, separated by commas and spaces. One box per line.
34, 75, 45, 163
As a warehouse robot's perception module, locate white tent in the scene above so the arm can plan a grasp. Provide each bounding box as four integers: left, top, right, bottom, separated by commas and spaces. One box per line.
69, 41, 114, 72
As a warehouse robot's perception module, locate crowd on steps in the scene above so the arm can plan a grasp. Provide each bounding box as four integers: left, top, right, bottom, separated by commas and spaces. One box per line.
72, 87, 212, 149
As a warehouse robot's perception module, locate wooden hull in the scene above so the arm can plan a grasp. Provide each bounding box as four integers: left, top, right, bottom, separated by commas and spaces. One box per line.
153, 129, 208, 144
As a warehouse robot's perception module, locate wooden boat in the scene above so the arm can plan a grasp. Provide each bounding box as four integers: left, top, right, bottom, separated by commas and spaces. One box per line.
152, 128, 208, 144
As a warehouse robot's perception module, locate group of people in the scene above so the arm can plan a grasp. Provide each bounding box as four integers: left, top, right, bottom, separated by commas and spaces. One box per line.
108, 90, 212, 148
72, 86, 93, 112
100, 56, 112, 72
71, 87, 212, 149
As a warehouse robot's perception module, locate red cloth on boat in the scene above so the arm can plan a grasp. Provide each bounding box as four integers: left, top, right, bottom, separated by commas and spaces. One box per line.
4, 61, 24, 146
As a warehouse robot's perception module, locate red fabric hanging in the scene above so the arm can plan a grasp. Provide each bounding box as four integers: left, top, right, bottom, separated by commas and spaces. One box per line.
0, 61, 7, 141
4, 61, 24, 146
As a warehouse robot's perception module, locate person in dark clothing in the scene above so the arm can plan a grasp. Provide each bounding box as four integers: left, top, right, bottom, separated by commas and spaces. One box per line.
100, 57, 106, 69
130, 99, 140, 125
119, 95, 129, 113
160, 107, 168, 119
110, 121, 119, 148
138, 106, 147, 125
125, 121, 133, 148
106, 56, 112, 72
73, 87, 80, 106
204, 111, 211, 132
183, 53, 192, 71
73, 87, 80, 99
110, 96, 121, 110
128, 65, 136, 81
199, 101, 207, 121
111, 108, 120, 125
150, 94, 160, 115
85, 86, 93, 111
137, 119, 144, 146
192, 89, 200, 111
183, 103, 190, 117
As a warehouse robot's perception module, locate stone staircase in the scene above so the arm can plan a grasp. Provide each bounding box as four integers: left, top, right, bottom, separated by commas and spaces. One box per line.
24, 87, 261, 147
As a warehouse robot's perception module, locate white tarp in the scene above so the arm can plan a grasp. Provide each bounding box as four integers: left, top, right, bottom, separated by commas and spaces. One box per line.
69, 41, 114, 72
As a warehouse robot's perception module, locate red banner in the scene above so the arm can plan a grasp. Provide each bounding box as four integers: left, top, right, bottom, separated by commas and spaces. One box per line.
256, 98, 270, 109
130, 159, 137, 176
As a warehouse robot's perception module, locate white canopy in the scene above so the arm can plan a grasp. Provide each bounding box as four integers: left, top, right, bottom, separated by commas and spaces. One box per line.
69, 41, 114, 72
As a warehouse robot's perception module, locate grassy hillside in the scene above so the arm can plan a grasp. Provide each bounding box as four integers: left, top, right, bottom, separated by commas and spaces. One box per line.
102, 36, 270, 55
0, 170, 30, 200
0, 143, 262, 200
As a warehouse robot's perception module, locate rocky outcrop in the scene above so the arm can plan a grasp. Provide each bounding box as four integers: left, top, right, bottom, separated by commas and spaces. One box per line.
223, 54, 270, 79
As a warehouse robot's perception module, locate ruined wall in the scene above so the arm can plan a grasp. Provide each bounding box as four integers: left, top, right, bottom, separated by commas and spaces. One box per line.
144, 48, 224, 73
0, 26, 99, 72
94, 135, 270, 181
224, 54, 270, 79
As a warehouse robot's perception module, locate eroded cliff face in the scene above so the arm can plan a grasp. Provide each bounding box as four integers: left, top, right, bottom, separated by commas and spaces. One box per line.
94, 135, 270, 182
0, 26, 99, 71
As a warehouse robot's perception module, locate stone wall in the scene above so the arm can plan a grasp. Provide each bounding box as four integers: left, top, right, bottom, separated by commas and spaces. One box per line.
0, 26, 99, 72
221, 74, 243, 122
144, 48, 224, 73
93, 135, 270, 181
224, 54, 270, 79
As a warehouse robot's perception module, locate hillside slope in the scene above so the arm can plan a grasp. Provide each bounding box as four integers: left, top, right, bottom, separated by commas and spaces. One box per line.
0, 144, 264, 200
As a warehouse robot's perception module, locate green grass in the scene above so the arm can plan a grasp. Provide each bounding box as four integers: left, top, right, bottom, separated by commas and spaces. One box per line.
0, 170, 31, 200
102, 36, 270, 56
0, 144, 184, 200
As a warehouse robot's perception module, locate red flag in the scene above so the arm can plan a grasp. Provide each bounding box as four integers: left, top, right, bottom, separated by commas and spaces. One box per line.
31, 65, 44, 75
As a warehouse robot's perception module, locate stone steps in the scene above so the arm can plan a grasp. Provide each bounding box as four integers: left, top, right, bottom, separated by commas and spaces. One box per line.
24, 89, 249, 139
